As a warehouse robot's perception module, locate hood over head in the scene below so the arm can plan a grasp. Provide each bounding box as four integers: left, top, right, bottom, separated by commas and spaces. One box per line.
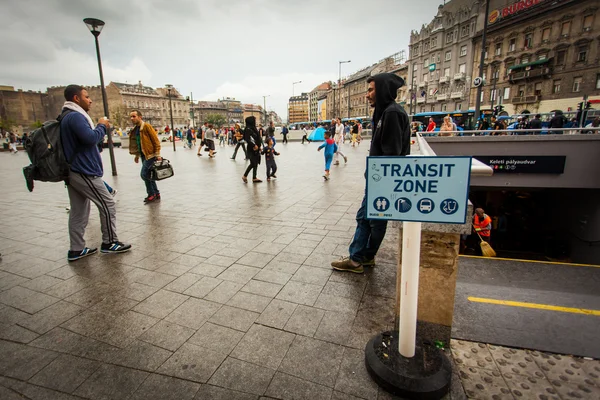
245, 116, 257, 129
369, 72, 405, 127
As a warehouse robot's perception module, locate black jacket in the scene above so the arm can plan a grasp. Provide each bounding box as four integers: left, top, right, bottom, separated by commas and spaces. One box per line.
528, 118, 542, 130
369, 73, 410, 156
244, 116, 262, 164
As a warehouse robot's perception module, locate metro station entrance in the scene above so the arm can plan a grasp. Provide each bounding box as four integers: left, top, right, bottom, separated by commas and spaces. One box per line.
464, 188, 600, 263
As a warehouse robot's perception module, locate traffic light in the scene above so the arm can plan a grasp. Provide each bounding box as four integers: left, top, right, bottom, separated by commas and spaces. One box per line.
586, 101, 592, 109
493, 105, 504, 116
577, 102, 583, 112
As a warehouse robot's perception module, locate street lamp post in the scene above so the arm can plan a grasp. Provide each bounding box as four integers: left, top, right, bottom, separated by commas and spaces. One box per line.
474, 0, 491, 126
290, 81, 302, 124
262, 95, 270, 125
187, 93, 195, 128
83, 18, 117, 176
165, 84, 176, 152
337, 60, 351, 119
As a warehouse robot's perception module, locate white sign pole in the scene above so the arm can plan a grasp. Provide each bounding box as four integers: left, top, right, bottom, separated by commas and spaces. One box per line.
399, 221, 422, 358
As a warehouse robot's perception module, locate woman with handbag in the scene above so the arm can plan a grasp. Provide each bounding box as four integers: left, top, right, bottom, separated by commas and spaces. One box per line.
242, 116, 263, 183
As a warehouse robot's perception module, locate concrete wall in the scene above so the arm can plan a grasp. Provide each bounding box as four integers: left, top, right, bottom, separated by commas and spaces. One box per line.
426, 135, 600, 189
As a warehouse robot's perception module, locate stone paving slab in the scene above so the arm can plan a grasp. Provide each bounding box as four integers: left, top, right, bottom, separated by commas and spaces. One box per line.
0, 143, 598, 399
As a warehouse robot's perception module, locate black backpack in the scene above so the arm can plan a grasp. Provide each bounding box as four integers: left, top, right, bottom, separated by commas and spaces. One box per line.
22, 110, 73, 192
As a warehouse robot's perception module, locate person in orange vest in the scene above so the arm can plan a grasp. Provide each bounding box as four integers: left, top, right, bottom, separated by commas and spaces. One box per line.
473, 208, 492, 247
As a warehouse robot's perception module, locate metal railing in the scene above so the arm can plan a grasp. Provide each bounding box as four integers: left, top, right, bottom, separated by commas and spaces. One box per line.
415, 133, 494, 177
417, 127, 600, 136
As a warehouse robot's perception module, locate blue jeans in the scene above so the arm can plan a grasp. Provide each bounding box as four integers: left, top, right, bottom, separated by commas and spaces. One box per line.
141, 157, 159, 196
349, 193, 388, 263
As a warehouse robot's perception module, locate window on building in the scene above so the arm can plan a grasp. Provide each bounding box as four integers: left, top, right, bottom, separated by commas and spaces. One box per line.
423, 73, 428, 82
446, 32, 454, 43
436, 53, 441, 63
538, 53, 548, 60
561, 21, 571, 36
424, 58, 429, 67
534, 82, 542, 96
503, 87, 510, 100
518, 85, 525, 97
424, 42, 430, 51
480, 91, 484, 102
572, 77, 582, 92
445, 50, 452, 61
577, 46, 588, 62
461, 24, 470, 37
490, 89, 497, 102
508, 38, 516, 52
597, 74, 600, 89
583, 15, 593, 31
521, 55, 530, 64
431, 37, 438, 48
495, 43, 502, 56
459, 63, 466, 73
542, 28, 551, 42
442, 104, 447, 111
458, 46, 467, 58
484, 47, 488, 58
493, 69, 500, 80
421, 106, 426, 112
413, 64, 418, 72
456, 103, 462, 110
556, 49, 567, 65
524, 33, 533, 48
482, 71, 487, 82
430, 105, 435, 112
444, 67, 450, 77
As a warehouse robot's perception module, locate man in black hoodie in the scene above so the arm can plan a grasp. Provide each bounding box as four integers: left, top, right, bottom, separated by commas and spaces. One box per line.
332, 73, 410, 273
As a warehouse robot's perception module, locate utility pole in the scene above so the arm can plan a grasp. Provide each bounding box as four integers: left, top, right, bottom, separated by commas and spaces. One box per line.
190, 92, 195, 128
338, 60, 351, 119
474, 0, 491, 126
262, 95, 270, 125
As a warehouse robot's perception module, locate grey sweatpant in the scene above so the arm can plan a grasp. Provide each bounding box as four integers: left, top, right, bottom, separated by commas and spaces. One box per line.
67, 171, 118, 251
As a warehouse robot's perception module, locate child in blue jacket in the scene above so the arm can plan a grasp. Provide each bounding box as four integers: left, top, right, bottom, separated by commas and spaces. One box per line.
317, 131, 338, 180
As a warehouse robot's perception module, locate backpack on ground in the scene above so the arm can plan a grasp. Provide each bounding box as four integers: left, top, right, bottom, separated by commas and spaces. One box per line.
22, 110, 73, 192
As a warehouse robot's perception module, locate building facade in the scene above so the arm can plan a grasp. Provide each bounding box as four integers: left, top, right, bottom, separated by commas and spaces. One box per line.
193, 101, 228, 124
219, 97, 244, 124
470, 0, 600, 114
288, 93, 309, 123
0, 87, 49, 134
308, 82, 331, 122
408, 0, 480, 114
243, 104, 264, 124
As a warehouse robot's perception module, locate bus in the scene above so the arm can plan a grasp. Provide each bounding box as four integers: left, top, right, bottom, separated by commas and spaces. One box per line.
411, 109, 494, 133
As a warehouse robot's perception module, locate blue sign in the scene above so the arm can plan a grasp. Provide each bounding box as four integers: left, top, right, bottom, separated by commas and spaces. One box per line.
366, 156, 472, 224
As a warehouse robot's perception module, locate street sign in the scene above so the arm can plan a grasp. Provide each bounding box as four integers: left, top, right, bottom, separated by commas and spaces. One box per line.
473, 77, 483, 87
366, 156, 472, 224
429, 63, 436, 72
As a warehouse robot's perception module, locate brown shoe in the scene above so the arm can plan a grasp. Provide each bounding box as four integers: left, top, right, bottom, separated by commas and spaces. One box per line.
252, 178, 263, 183
242, 176, 248, 183
331, 257, 364, 273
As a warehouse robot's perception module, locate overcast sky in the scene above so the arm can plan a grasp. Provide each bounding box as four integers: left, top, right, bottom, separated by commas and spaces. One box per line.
1, 0, 444, 120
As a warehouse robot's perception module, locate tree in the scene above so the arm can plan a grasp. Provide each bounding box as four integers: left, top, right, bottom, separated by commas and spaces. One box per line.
0, 117, 16, 133
32, 120, 43, 129
205, 113, 227, 128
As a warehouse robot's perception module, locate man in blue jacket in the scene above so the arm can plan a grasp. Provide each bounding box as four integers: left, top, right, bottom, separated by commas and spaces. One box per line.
60, 85, 131, 261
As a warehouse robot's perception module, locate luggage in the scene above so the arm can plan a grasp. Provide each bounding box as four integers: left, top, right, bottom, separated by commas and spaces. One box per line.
149, 158, 174, 181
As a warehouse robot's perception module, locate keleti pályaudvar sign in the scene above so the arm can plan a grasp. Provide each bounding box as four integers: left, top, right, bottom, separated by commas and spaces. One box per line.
475, 155, 566, 174
489, 0, 545, 24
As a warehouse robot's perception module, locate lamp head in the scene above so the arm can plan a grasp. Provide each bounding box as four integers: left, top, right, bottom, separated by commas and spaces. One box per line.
83, 18, 105, 37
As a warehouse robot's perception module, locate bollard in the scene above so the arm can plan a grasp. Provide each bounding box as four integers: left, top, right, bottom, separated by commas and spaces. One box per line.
398, 221, 421, 357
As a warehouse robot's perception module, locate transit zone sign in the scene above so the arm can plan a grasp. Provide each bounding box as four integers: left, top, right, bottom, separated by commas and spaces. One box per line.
366, 156, 472, 224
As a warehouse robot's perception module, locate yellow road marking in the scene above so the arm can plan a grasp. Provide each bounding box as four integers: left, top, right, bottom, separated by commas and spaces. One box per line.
460, 255, 600, 268
468, 296, 600, 316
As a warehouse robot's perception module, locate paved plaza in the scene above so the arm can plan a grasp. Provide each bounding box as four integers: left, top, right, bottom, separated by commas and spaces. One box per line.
0, 141, 599, 400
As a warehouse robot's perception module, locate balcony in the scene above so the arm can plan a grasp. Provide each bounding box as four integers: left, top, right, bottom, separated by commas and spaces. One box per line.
418, 81, 427, 88
511, 95, 541, 104
417, 97, 426, 104
436, 94, 448, 101
439, 76, 450, 84
508, 67, 552, 83
450, 92, 463, 99
454, 72, 466, 80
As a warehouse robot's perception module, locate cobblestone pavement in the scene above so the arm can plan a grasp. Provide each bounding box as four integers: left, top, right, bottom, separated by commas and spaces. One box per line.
0, 141, 598, 399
